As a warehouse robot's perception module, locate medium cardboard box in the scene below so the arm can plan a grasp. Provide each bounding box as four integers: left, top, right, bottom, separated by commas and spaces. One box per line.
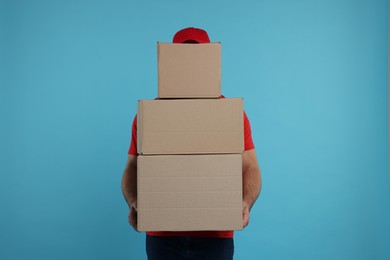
158, 42, 221, 98
137, 154, 243, 232
137, 98, 244, 155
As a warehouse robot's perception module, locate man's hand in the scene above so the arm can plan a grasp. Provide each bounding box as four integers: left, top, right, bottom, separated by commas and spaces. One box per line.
122, 154, 138, 231
243, 201, 250, 228
242, 149, 261, 229
128, 201, 139, 232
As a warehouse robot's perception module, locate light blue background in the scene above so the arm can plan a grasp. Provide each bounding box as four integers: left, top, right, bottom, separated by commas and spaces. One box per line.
1, 0, 389, 259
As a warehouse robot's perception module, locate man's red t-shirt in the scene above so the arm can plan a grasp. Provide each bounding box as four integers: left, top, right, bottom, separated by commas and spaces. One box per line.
128, 102, 255, 238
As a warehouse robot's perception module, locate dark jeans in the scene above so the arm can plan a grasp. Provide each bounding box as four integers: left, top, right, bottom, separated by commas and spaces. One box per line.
146, 235, 234, 260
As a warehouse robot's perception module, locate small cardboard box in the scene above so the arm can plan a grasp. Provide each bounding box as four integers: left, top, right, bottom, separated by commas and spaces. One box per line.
137, 154, 243, 232
158, 42, 221, 98
137, 98, 244, 155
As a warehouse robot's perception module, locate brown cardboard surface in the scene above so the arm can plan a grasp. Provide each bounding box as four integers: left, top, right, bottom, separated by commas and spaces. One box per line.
137, 98, 244, 155
137, 154, 243, 231
158, 42, 221, 98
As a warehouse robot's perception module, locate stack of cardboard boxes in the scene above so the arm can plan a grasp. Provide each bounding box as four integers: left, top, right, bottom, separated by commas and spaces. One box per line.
137, 42, 244, 231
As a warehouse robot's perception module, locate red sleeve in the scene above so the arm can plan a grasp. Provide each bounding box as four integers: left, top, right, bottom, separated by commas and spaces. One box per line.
128, 115, 138, 155
244, 111, 255, 151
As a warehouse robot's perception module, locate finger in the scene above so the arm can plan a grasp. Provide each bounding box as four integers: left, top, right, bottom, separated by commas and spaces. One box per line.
130, 217, 136, 229
130, 208, 136, 222
130, 208, 138, 231
243, 209, 250, 228
243, 215, 249, 227
127, 210, 132, 225
243, 221, 249, 228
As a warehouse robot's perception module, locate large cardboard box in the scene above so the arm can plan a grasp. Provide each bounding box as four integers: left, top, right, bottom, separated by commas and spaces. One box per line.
137, 98, 244, 155
137, 154, 243, 231
158, 42, 221, 98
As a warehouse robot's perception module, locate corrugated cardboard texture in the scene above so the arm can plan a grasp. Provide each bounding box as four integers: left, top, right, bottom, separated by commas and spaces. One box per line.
158, 42, 221, 98
137, 154, 243, 231
137, 98, 244, 155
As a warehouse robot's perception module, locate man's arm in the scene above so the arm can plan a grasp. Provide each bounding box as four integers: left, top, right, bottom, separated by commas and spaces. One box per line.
242, 149, 262, 228
121, 154, 138, 230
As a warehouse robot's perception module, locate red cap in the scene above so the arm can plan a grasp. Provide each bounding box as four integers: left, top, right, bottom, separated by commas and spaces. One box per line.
172, 27, 210, 43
